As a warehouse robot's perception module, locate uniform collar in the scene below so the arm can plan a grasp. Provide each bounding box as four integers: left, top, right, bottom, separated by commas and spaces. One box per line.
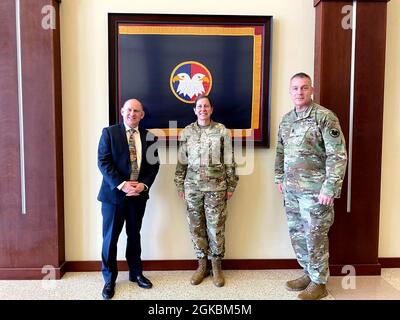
292, 101, 315, 120
195, 120, 215, 131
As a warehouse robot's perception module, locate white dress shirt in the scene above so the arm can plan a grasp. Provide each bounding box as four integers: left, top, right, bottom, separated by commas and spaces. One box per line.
117, 125, 148, 191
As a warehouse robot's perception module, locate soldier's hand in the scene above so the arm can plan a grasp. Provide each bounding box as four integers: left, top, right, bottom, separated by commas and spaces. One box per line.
178, 191, 185, 199
226, 192, 233, 200
276, 183, 283, 194
318, 193, 334, 206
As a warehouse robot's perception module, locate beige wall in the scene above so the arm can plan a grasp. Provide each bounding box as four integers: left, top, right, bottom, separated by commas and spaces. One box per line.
379, 0, 400, 257
60, 0, 399, 261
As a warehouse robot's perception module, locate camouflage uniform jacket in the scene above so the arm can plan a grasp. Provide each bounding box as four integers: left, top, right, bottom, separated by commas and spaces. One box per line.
174, 121, 238, 192
274, 102, 347, 198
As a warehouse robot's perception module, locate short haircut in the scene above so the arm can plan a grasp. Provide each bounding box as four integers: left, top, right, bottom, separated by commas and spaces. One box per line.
122, 98, 145, 112
194, 94, 212, 108
290, 72, 312, 82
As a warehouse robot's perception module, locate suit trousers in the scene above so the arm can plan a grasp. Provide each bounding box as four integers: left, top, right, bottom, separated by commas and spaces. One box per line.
101, 195, 147, 284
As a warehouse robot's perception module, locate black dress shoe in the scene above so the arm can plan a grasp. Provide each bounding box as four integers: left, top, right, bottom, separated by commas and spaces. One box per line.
102, 282, 115, 300
130, 274, 153, 289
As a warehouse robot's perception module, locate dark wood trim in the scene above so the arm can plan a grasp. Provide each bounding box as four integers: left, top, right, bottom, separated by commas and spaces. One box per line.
3, 259, 387, 279
314, 0, 388, 271
330, 264, 381, 276
314, 0, 390, 7
52, 0, 65, 267
349, 0, 387, 262
0, 0, 64, 279
64, 260, 301, 272
18, 0, 64, 268
0, 262, 66, 280
65, 261, 104, 272
64, 260, 384, 276
223, 259, 301, 270
1, 259, 387, 279
0, 1, 21, 268
379, 258, 400, 268
108, 13, 119, 126
66, 260, 196, 272
314, 1, 352, 125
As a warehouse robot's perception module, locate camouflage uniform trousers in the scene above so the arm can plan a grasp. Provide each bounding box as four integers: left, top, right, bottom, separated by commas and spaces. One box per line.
284, 189, 335, 284
184, 189, 227, 259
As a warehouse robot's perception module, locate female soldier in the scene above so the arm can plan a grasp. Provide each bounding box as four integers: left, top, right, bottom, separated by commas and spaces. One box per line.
174, 95, 238, 287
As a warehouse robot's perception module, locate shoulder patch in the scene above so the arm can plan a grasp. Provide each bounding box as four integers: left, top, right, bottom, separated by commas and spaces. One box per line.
329, 128, 340, 138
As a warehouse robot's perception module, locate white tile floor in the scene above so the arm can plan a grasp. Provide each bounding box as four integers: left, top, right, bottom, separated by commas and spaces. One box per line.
0, 269, 399, 300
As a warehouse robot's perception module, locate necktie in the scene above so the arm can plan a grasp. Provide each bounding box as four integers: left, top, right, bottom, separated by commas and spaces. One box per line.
128, 129, 139, 181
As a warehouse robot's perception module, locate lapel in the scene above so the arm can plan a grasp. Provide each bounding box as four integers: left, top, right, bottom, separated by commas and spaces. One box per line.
138, 127, 147, 165
118, 122, 130, 157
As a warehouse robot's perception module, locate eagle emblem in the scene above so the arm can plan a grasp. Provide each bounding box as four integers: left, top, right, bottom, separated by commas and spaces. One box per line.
170, 61, 212, 104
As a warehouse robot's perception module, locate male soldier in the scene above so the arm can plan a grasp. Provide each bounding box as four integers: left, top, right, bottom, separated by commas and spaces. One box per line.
275, 73, 347, 300
174, 95, 238, 287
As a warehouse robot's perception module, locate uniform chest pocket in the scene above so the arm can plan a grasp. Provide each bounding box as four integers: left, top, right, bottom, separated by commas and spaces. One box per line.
186, 136, 200, 154
288, 127, 309, 145
206, 135, 224, 164
302, 124, 322, 146
290, 125, 321, 146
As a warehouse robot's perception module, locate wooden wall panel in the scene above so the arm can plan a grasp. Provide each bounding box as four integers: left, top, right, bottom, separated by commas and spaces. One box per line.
0, 0, 64, 279
0, 0, 24, 268
350, 1, 387, 263
314, 0, 388, 273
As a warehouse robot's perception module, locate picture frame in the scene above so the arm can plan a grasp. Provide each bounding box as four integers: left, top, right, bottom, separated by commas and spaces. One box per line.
108, 13, 273, 147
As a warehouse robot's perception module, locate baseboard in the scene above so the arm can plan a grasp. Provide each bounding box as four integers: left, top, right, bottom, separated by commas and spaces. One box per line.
379, 258, 400, 268
330, 264, 381, 276
64, 259, 383, 276
1, 259, 389, 279
0, 261, 67, 280
65, 259, 301, 272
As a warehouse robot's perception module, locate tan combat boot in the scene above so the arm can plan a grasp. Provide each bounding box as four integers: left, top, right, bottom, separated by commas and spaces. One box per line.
190, 258, 208, 285
297, 282, 328, 300
211, 258, 225, 287
285, 274, 311, 291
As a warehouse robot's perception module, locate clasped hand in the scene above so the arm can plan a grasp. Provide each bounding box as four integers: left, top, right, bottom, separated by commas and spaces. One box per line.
122, 181, 144, 196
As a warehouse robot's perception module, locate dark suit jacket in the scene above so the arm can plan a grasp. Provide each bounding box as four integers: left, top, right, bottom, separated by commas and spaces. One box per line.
97, 123, 160, 204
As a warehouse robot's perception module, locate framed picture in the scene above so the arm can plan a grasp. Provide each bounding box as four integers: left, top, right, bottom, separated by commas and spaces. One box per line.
108, 14, 272, 147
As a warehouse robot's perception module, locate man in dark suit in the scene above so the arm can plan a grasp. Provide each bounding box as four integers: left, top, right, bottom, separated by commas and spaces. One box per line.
97, 98, 160, 299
